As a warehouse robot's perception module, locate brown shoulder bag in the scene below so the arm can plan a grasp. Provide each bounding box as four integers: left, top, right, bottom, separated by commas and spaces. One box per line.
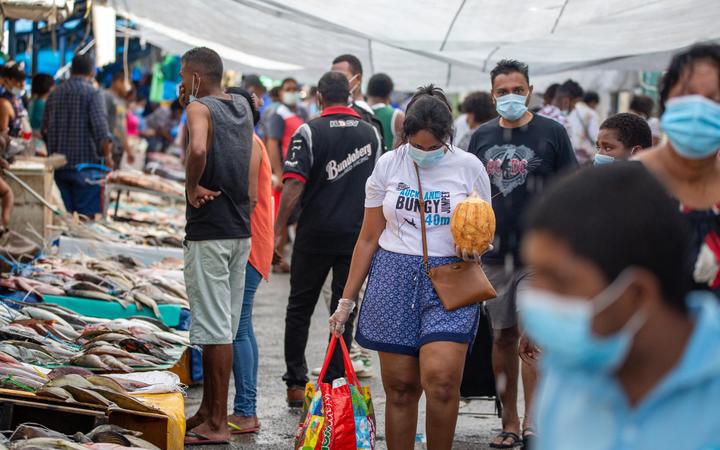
414, 163, 496, 311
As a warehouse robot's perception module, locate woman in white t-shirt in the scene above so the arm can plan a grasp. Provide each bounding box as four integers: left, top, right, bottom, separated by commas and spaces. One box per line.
329, 85, 492, 448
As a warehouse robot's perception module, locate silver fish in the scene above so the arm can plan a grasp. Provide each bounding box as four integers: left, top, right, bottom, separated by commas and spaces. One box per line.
70, 354, 110, 370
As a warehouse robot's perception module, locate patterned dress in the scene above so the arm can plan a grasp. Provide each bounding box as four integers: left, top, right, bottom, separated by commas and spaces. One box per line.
682, 202, 720, 298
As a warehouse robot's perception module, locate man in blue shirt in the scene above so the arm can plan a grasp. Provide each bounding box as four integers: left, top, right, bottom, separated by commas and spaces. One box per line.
518, 163, 720, 450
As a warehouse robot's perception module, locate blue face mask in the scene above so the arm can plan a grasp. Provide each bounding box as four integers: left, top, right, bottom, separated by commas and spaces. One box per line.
593, 153, 616, 166
660, 95, 720, 159
408, 144, 446, 168
495, 94, 528, 121
517, 270, 646, 372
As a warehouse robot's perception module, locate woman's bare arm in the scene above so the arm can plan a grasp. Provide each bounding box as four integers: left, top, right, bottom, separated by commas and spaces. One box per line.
341, 207, 386, 300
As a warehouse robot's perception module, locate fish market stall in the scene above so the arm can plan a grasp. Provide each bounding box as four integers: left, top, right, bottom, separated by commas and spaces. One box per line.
0, 245, 192, 449
6, 156, 67, 240
103, 170, 185, 220
0, 301, 189, 449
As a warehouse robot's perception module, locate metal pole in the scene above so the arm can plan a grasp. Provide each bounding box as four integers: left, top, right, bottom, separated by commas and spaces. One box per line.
31, 22, 39, 77
8, 19, 16, 60
59, 34, 67, 68
2, 169, 62, 216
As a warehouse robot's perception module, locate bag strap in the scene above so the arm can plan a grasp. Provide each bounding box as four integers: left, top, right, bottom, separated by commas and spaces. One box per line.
317, 334, 361, 387
413, 163, 430, 274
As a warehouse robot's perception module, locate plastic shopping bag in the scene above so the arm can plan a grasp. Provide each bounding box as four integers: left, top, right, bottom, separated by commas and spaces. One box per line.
295, 335, 375, 450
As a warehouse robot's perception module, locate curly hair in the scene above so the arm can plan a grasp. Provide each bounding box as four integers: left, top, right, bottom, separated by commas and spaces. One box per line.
600, 113, 653, 149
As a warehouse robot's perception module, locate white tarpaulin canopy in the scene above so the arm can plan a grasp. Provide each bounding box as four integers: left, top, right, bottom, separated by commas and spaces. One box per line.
113, 0, 720, 91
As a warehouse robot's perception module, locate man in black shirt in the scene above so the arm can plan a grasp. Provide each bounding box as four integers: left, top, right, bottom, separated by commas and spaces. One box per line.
467, 59, 577, 449
275, 71, 382, 407
181, 47, 256, 445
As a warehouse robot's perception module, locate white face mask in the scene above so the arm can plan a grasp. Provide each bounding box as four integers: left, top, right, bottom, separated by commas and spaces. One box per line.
282, 91, 299, 106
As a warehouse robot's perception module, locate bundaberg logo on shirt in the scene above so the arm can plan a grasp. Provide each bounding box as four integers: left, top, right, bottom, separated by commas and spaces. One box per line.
326, 144, 373, 181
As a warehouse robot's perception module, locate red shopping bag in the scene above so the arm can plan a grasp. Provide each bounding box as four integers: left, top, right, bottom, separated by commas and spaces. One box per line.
295, 335, 375, 450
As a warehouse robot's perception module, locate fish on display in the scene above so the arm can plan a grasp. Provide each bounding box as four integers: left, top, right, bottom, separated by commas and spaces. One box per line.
62, 385, 112, 407
98, 355, 133, 373
70, 355, 110, 370
88, 387, 162, 414
85, 375, 127, 394
10, 437, 88, 449
64, 290, 130, 309
35, 385, 76, 402
10, 423, 68, 441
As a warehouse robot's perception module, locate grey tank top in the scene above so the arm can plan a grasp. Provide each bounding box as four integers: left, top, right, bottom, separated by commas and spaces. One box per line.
185, 94, 254, 240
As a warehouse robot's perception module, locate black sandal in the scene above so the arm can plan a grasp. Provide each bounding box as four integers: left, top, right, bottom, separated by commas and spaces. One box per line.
489, 431, 522, 448
523, 427, 537, 449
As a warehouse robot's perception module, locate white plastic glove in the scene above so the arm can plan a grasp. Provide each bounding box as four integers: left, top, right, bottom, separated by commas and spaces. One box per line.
455, 244, 494, 263
329, 299, 356, 337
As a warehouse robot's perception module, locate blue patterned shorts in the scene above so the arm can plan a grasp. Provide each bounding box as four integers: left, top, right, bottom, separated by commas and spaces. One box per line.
356, 248, 480, 356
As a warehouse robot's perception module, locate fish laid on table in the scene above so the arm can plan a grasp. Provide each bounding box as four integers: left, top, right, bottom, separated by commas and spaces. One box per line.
98, 355, 133, 373
10, 437, 88, 450
62, 385, 112, 407
84, 345, 141, 361
10, 423, 69, 441
21, 307, 77, 334
35, 385, 76, 402
126, 316, 171, 333
0, 364, 46, 383
0, 344, 58, 365
88, 387, 162, 414
85, 375, 127, 393
64, 290, 130, 309
45, 374, 95, 389
129, 291, 160, 318
70, 354, 110, 370
46, 367, 94, 379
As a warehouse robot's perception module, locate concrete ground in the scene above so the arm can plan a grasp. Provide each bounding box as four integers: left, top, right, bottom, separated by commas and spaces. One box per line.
185, 272, 525, 449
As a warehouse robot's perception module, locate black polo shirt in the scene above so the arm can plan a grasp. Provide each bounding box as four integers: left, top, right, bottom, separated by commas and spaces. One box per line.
282, 105, 383, 255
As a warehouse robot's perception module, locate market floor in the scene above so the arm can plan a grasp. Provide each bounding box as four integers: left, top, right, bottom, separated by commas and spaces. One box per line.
185, 272, 522, 449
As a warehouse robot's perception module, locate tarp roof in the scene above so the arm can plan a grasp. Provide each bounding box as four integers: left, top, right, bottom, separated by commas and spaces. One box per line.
114, 0, 720, 91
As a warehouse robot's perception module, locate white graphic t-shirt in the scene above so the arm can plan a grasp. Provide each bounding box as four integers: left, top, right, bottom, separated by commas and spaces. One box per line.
365, 144, 492, 257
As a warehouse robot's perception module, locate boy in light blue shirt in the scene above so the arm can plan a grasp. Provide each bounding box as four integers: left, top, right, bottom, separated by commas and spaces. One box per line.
517, 163, 720, 450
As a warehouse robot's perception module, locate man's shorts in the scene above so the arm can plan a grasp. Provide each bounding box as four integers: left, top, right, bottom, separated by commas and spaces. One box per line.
484, 264, 531, 330
184, 238, 251, 345
356, 248, 479, 356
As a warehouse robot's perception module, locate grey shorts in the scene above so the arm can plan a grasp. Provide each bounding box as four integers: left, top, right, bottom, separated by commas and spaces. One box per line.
484, 264, 530, 330
184, 238, 251, 345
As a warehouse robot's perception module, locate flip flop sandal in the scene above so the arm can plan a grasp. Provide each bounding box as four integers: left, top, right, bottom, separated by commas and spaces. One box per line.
489, 431, 522, 449
184, 430, 230, 446
523, 427, 537, 449
228, 420, 261, 435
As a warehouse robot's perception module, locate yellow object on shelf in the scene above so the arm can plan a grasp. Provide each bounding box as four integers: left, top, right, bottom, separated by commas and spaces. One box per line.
131, 392, 186, 450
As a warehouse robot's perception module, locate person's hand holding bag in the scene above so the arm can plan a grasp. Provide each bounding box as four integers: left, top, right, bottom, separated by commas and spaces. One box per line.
329, 298, 356, 336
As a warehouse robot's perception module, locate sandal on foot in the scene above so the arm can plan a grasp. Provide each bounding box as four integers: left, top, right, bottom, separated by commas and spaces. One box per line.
228, 420, 260, 435
184, 430, 230, 446
489, 431, 522, 449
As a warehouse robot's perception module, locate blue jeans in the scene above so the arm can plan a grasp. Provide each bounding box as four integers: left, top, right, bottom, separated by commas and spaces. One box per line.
54, 169, 103, 216
232, 264, 262, 416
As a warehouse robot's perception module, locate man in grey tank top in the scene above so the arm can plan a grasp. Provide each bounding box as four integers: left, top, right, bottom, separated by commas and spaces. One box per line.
180, 47, 257, 445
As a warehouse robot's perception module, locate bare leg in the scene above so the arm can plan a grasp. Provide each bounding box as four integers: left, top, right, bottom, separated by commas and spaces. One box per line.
186, 352, 210, 430
491, 326, 521, 447
189, 344, 233, 441
419, 341, 468, 450
521, 359, 538, 432
379, 352, 422, 450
